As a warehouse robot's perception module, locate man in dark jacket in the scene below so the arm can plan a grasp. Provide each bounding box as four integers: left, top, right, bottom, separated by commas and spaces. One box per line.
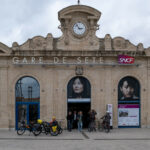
88, 109, 97, 131
67, 111, 73, 131
101, 111, 111, 126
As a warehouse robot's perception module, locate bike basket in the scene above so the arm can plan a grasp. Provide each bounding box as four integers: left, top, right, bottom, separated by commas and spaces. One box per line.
52, 126, 57, 132
37, 119, 43, 124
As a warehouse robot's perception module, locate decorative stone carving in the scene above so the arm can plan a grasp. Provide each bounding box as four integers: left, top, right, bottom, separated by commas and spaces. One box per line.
137, 43, 144, 51
104, 34, 112, 51
12, 42, 19, 50
75, 66, 83, 75
113, 37, 137, 51
114, 39, 126, 49
29, 36, 47, 50
46, 33, 53, 50
19, 34, 53, 51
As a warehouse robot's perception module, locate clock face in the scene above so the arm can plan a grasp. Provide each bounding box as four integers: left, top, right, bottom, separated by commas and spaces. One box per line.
73, 22, 86, 35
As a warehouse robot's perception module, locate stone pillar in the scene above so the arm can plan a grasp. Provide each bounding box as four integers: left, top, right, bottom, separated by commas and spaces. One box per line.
147, 58, 150, 128
137, 43, 144, 51
104, 34, 112, 51
0, 67, 9, 128
46, 33, 53, 50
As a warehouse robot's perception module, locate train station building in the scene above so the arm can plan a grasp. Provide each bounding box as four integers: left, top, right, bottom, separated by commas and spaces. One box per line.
0, 4, 150, 129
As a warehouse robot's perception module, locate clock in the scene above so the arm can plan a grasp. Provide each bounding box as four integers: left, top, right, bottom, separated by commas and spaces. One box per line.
73, 22, 86, 36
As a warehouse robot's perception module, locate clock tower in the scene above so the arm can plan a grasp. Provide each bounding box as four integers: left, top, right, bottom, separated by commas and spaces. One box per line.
57, 5, 101, 50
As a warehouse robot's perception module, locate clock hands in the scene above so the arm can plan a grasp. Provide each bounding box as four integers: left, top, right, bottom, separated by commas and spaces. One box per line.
73, 22, 86, 35
75, 24, 83, 30
78, 27, 83, 30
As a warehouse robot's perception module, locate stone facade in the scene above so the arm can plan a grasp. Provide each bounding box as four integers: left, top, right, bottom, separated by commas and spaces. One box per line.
0, 4, 150, 129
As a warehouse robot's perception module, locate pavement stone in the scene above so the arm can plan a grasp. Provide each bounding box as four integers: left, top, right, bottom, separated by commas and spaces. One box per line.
0, 128, 150, 140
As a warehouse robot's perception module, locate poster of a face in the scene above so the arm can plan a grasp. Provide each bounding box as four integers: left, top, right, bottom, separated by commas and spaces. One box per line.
67, 76, 91, 102
118, 77, 140, 101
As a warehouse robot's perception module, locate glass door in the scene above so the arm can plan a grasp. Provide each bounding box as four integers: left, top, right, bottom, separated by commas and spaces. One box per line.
16, 104, 27, 129
16, 102, 40, 129
29, 104, 39, 123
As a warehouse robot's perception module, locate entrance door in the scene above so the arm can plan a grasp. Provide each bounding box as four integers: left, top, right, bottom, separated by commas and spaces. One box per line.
67, 76, 91, 128
16, 104, 27, 129
29, 104, 39, 123
16, 102, 39, 129
68, 103, 90, 128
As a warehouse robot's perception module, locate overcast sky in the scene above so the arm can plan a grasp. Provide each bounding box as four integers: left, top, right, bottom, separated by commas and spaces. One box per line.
0, 0, 150, 48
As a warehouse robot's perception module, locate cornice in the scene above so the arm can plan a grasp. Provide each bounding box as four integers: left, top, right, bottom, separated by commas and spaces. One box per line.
10, 50, 145, 57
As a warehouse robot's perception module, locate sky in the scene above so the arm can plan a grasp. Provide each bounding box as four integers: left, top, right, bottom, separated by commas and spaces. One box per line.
0, 0, 150, 48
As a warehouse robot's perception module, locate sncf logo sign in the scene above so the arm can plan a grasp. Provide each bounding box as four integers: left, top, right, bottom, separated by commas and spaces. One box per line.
118, 55, 134, 64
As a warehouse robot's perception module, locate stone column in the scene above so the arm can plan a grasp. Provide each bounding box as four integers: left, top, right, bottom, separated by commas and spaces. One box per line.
147, 58, 150, 128
104, 34, 112, 51
0, 67, 9, 128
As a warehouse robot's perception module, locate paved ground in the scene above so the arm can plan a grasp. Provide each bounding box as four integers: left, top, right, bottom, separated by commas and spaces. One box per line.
0, 128, 150, 150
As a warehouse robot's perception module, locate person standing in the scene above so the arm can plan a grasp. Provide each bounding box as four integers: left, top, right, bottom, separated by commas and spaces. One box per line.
66, 111, 73, 132
88, 109, 97, 131
77, 111, 83, 132
101, 111, 111, 132
73, 110, 77, 129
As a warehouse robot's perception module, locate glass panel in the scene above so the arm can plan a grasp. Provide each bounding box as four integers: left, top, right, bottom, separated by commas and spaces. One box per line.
17, 104, 27, 128
15, 77, 40, 102
29, 104, 38, 123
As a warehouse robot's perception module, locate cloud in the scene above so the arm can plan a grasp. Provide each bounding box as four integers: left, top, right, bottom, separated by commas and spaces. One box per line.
0, 0, 150, 48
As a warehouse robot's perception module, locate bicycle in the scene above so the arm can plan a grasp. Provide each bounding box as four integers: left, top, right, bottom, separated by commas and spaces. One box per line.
34, 120, 60, 136
17, 121, 41, 136
98, 118, 110, 133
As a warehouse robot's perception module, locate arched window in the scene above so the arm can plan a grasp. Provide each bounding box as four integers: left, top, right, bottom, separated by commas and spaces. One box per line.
15, 76, 40, 102
15, 76, 40, 129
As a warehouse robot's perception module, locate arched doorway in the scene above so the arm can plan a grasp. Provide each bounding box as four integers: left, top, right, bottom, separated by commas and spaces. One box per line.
118, 76, 140, 128
15, 76, 40, 129
67, 76, 91, 128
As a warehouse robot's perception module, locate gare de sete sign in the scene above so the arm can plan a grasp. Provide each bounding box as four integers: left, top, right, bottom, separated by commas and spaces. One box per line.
12, 55, 135, 66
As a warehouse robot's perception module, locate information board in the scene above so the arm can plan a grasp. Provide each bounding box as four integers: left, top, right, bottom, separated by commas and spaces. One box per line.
118, 104, 139, 126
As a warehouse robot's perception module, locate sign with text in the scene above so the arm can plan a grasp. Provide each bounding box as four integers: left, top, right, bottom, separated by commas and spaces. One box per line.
12, 56, 104, 65
118, 55, 134, 64
118, 104, 139, 126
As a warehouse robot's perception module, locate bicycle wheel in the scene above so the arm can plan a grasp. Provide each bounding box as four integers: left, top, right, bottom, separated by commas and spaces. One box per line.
50, 126, 59, 136
17, 127, 25, 135
58, 127, 63, 134
50, 131, 59, 136
33, 124, 42, 136
105, 123, 110, 133
33, 129, 41, 136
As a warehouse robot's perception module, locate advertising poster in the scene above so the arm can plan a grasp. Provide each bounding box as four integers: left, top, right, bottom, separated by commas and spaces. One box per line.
118, 104, 139, 126
118, 77, 140, 101
67, 76, 91, 103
